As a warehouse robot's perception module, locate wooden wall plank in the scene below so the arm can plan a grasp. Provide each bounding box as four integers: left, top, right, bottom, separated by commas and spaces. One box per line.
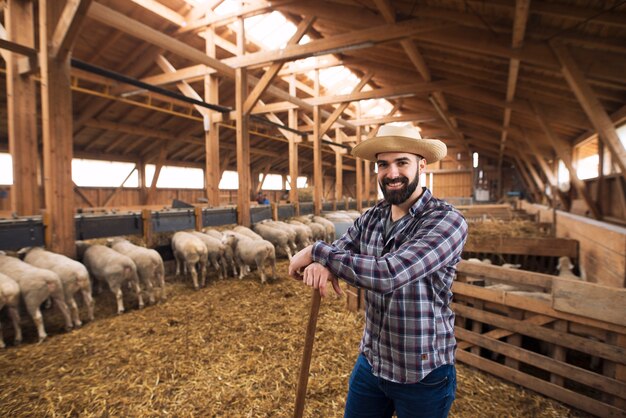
553, 278, 626, 326
464, 237, 578, 258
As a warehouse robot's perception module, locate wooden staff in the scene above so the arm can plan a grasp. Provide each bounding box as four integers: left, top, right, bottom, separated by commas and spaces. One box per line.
294, 289, 322, 418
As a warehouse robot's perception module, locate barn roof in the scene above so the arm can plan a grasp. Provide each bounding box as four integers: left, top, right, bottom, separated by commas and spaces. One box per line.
1, 0, 625, 189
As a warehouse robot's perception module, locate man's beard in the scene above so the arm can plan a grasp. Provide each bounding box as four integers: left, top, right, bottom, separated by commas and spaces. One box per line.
379, 172, 420, 205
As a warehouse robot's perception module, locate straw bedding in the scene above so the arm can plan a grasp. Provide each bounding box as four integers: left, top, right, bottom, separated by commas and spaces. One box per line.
0, 260, 589, 417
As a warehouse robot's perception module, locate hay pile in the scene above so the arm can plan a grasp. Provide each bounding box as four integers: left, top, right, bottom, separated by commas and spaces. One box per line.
0, 260, 589, 417
467, 219, 551, 245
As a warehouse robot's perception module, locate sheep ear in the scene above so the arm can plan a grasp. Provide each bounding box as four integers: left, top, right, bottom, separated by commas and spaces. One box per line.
17, 246, 31, 255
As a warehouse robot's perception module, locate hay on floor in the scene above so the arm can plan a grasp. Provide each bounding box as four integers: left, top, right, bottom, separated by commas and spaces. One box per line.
0, 260, 590, 417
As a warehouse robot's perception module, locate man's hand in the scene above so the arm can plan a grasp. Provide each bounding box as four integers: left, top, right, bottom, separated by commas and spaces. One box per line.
289, 244, 314, 279
303, 262, 343, 298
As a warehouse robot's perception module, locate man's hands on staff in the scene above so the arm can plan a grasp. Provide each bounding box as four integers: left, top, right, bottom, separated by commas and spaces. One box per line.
289, 245, 343, 298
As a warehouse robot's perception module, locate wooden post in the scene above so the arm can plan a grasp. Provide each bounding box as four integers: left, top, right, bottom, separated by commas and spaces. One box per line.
550, 320, 567, 386
335, 128, 343, 203
235, 15, 251, 226
288, 75, 300, 210
40, 0, 76, 257
313, 70, 322, 216
7, 0, 39, 216
355, 105, 363, 212
142, 209, 152, 247
194, 206, 203, 231
205, 28, 221, 207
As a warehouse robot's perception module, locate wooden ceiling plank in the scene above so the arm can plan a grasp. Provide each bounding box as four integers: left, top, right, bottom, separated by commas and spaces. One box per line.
243, 16, 315, 115
550, 42, 626, 182
87, 2, 236, 79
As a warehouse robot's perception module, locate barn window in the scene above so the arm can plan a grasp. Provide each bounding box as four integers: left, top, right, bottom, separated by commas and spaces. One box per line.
145, 164, 203, 189
286, 175, 308, 190
0, 153, 12, 185
557, 160, 571, 192
72, 159, 139, 187
260, 173, 284, 190
219, 170, 239, 190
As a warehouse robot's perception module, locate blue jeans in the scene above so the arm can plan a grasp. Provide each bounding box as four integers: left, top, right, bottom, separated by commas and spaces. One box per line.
344, 354, 456, 418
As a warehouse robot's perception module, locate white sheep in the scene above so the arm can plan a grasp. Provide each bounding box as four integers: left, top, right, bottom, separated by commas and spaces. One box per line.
0, 272, 21, 348
110, 239, 166, 302
286, 220, 314, 248
82, 244, 145, 314
260, 221, 299, 254
23, 247, 95, 327
252, 223, 293, 260
557, 256, 580, 279
171, 231, 208, 289
203, 229, 238, 277
190, 231, 227, 279
313, 216, 336, 242
222, 231, 276, 284
0, 253, 73, 342
233, 225, 264, 241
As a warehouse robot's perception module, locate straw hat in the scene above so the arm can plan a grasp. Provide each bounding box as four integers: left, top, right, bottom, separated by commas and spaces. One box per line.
351, 124, 447, 163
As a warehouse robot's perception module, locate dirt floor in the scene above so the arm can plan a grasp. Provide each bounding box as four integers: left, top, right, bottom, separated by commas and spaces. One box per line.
0, 259, 592, 417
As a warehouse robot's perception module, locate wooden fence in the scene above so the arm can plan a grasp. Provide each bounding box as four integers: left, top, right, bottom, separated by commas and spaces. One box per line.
454, 260, 626, 417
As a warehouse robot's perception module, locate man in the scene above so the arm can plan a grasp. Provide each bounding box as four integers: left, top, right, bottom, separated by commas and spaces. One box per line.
289, 124, 467, 418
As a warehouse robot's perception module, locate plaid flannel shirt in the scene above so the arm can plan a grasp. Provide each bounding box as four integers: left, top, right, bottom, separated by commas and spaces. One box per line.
312, 188, 467, 383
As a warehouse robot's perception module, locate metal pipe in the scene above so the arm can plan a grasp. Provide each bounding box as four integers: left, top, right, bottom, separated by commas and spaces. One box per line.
71, 58, 232, 113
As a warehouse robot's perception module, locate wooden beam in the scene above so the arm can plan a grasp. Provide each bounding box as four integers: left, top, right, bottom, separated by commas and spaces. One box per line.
50, 0, 93, 60
304, 80, 457, 107
320, 72, 373, 137
131, 0, 186, 27
179, 2, 272, 33
531, 102, 602, 220
243, 17, 314, 115
550, 42, 626, 182
145, 145, 167, 205
498, 0, 531, 190
87, 2, 236, 79
222, 18, 444, 69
